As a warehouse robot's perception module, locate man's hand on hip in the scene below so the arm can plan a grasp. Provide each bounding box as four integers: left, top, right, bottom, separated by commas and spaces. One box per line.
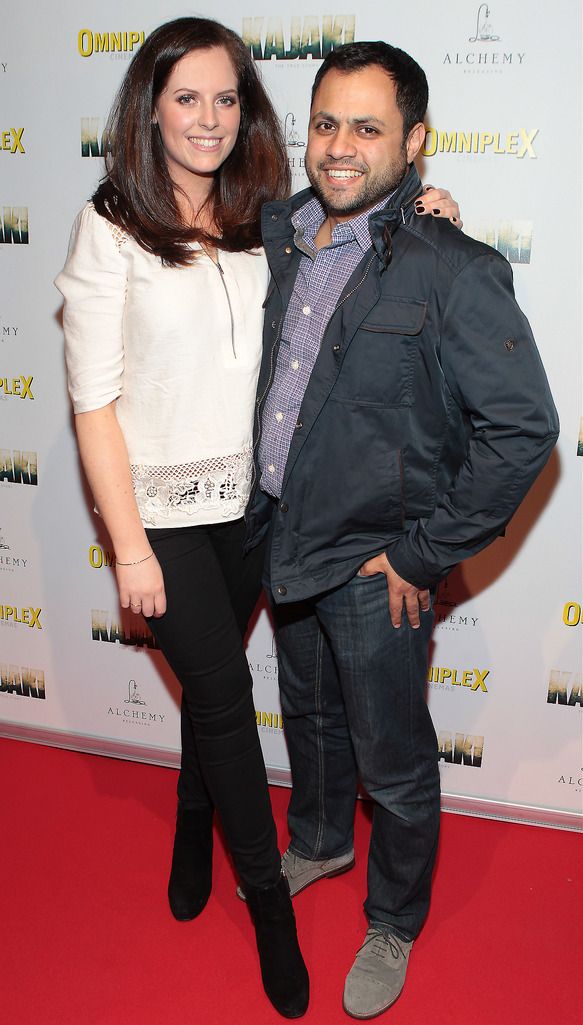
358, 553, 430, 629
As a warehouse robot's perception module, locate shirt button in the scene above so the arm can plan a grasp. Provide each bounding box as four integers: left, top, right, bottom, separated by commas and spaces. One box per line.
332, 344, 340, 352
291, 359, 300, 370
271, 320, 277, 329
285, 246, 292, 254
504, 338, 516, 351
296, 420, 303, 430
271, 214, 278, 221
268, 464, 275, 474
277, 585, 287, 596
275, 411, 284, 422
279, 502, 289, 513
302, 305, 311, 315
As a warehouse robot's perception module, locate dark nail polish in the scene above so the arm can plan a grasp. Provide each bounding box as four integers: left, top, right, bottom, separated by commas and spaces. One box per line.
415, 203, 424, 212
452, 216, 457, 222
433, 208, 440, 214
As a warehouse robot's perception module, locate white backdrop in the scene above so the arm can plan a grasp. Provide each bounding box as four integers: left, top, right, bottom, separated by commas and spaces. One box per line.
1, 0, 581, 830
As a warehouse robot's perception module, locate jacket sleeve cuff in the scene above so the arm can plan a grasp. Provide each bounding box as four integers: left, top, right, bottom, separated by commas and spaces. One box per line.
385, 527, 453, 591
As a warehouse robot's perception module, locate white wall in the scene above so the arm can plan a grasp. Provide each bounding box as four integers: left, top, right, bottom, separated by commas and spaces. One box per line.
1, 0, 581, 829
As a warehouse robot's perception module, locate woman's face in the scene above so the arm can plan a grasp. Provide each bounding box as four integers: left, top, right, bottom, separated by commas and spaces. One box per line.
153, 46, 240, 197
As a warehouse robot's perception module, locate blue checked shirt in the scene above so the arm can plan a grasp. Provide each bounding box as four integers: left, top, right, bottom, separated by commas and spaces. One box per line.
259, 195, 389, 498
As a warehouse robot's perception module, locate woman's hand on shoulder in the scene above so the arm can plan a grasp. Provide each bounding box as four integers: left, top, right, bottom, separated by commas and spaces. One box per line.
415, 184, 462, 229
116, 553, 167, 619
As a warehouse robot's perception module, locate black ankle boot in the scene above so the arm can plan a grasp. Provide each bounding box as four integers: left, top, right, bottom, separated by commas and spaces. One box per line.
245, 872, 309, 1018
167, 806, 213, 921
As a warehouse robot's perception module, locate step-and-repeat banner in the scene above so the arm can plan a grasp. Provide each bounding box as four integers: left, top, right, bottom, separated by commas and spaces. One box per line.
1, 1, 581, 829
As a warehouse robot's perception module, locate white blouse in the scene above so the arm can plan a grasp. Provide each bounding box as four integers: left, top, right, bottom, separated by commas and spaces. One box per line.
56, 204, 269, 528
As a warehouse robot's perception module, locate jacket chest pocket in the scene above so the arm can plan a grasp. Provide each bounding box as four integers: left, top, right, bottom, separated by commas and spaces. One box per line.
335, 297, 427, 407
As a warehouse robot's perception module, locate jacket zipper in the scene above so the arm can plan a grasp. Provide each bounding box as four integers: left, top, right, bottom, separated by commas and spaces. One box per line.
332, 252, 377, 318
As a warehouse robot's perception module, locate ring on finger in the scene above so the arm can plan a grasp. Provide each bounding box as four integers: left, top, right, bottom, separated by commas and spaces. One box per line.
130, 602, 142, 609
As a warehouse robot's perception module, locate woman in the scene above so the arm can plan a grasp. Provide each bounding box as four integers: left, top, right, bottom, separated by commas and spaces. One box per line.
56, 16, 459, 1018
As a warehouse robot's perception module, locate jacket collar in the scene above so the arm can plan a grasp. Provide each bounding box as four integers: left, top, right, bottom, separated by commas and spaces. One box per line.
262, 165, 424, 257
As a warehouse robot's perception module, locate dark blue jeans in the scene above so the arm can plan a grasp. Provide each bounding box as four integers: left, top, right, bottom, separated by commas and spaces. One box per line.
271, 571, 440, 941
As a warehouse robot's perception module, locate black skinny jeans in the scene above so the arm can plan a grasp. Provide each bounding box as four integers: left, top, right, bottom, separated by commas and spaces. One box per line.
144, 518, 280, 889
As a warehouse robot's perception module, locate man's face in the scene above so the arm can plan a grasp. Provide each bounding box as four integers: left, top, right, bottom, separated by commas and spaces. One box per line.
306, 66, 425, 220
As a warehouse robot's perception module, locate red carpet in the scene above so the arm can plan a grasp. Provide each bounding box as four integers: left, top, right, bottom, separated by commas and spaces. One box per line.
1, 737, 580, 1025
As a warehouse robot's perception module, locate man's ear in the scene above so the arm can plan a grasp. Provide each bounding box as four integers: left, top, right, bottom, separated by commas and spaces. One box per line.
406, 122, 426, 164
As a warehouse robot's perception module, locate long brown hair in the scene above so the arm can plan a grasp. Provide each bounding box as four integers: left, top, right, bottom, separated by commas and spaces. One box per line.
93, 18, 290, 265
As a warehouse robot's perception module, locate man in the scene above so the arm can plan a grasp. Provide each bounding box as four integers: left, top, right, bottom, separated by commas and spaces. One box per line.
245, 41, 558, 1019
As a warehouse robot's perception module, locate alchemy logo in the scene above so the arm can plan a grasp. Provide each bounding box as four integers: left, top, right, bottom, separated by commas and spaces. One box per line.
0, 450, 38, 485
256, 709, 283, 730
107, 678, 166, 726
469, 3, 500, 42
0, 664, 45, 699
563, 602, 583, 627
0, 208, 29, 244
0, 526, 29, 573
547, 671, 582, 707
423, 128, 538, 159
81, 118, 107, 158
0, 129, 25, 155
0, 605, 42, 629
464, 220, 533, 264
284, 112, 306, 148
0, 316, 19, 342
443, 5, 526, 74
125, 679, 146, 705
249, 635, 279, 678
556, 769, 582, 791
78, 30, 145, 58
428, 666, 489, 692
242, 15, 355, 60
437, 731, 484, 767
0, 63, 6, 74
91, 610, 160, 649
88, 544, 115, 569
0, 376, 34, 400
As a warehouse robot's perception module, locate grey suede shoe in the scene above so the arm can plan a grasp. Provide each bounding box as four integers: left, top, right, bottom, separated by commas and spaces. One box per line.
237, 846, 355, 901
343, 926, 413, 1019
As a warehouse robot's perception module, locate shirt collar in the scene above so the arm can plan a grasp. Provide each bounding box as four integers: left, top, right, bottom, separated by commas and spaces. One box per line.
292, 193, 392, 255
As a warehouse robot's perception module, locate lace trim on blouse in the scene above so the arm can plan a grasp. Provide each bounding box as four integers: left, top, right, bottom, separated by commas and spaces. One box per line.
103, 217, 130, 251
130, 449, 253, 524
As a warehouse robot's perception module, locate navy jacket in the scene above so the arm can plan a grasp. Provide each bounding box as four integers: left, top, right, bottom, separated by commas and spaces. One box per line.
245, 166, 559, 602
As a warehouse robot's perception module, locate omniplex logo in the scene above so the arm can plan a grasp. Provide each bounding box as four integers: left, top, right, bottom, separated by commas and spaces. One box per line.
422, 128, 538, 158
0, 605, 42, 629
242, 15, 355, 60
0, 376, 34, 400
0, 208, 28, 244
78, 30, 145, 58
0, 129, 24, 155
428, 666, 489, 692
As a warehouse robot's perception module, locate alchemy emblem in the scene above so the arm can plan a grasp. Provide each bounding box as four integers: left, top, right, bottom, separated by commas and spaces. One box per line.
284, 113, 305, 148
469, 4, 500, 42
124, 679, 146, 705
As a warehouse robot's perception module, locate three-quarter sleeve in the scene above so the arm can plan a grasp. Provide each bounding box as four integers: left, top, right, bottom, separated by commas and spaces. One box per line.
55, 204, 127, 413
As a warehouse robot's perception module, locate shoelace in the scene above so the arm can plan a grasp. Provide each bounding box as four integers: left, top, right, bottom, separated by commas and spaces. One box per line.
366, 929, 406, 962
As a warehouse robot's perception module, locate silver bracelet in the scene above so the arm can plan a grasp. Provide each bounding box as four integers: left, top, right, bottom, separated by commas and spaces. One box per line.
116, 551, 154, 566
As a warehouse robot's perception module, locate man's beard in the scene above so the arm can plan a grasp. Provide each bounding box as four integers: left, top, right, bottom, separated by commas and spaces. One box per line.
306, 150, 408, 218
